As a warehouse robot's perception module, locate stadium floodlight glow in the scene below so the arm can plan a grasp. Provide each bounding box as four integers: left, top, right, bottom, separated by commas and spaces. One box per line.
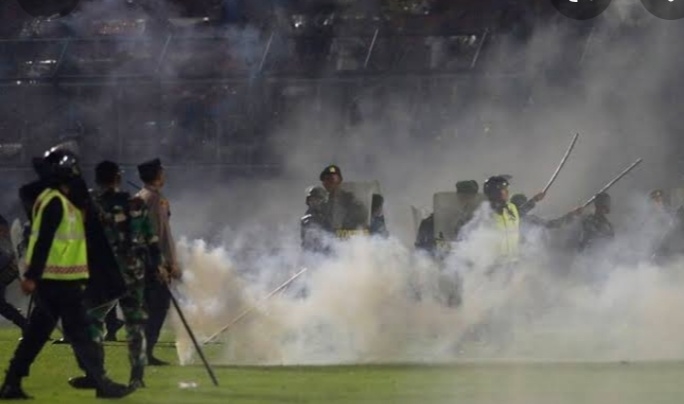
16, 0, 80, 18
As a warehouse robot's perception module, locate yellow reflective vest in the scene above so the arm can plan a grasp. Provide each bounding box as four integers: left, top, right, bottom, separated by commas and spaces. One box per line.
493, 202, 520, 261
25, 188, 89, 281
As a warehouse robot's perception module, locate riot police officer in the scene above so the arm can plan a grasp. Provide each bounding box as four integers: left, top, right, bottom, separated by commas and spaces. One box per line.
483, 176, 521, 262
0, 148, 132, 400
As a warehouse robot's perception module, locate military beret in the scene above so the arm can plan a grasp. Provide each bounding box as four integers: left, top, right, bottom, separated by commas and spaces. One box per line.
456, 180, 479, 195
137, 158, 163, 181
95, 160, 121, 184
320, 164, 342, 181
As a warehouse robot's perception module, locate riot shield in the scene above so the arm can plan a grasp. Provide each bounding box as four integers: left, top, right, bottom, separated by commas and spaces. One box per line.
433, 192, 485, 241
411, 205, 425, 242
331, 181, 381, 238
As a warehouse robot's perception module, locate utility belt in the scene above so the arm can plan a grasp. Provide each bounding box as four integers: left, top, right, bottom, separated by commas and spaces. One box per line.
335, 229, 370, 240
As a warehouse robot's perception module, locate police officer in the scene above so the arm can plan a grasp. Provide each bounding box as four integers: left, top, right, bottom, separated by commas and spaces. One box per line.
68, 161, 162, 389
136, 158, 179, 366
319, 165, 367, 232
483, 176, 520, 262
578, 192, 614, 252
0, 215, 26, 333
301, 186, 331, 253
415, 180, 481, 255
0, 149, 132, 399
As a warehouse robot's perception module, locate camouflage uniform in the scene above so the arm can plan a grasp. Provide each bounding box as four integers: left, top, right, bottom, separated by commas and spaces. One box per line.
89, 189, 161, 370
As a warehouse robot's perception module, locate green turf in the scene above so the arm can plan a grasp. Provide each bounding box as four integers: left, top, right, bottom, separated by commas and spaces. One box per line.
1, 327, 684, 403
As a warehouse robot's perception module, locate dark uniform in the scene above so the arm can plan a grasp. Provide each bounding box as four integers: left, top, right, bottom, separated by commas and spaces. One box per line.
0, 148, 131, 400
301, 186, 331, 253
136, 158, 178, 366
578, 193, 614, 252
0, 215, 25, 332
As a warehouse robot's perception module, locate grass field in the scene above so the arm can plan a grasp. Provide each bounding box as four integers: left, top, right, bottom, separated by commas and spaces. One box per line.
1, 327, 684, 403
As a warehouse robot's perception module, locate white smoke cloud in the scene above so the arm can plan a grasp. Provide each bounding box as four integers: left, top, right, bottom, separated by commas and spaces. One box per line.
159, 7, 684, 368
169, 193, 684, 366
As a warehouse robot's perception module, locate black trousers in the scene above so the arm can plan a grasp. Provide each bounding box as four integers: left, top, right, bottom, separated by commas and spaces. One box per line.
144, 278, 170, 356
0, 283, 26, 330
7, 280, 106, 383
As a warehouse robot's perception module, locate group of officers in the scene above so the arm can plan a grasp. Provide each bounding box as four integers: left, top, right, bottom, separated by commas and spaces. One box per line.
300, 166, 675, 271
0, 146, 179, 400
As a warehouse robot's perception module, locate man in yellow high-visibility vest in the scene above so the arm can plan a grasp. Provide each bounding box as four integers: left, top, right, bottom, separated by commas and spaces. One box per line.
0, 148, 132, 400
483, 175, 521, 264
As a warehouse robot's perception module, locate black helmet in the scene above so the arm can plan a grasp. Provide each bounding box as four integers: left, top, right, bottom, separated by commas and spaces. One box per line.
483, 176, 510, 200
41, 147, 81, 183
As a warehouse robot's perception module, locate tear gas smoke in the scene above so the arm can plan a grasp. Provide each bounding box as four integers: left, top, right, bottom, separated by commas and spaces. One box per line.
167, 6, 684, 366
172, 197, 684, 366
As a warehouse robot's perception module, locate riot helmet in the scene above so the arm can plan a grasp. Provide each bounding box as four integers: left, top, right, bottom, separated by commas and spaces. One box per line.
41, 146, 81, 184
483, 176, 510, 202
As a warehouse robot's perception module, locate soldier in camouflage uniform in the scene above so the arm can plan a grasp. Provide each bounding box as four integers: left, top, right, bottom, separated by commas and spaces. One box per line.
69, 161, 161, 390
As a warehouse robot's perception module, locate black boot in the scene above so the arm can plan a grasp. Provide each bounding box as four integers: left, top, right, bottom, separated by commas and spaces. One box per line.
129, 366, 145, 389
147, 356, 169, 366
0, 371, 31, 400
95, 377, 133, 399
146, 349, 169, 366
